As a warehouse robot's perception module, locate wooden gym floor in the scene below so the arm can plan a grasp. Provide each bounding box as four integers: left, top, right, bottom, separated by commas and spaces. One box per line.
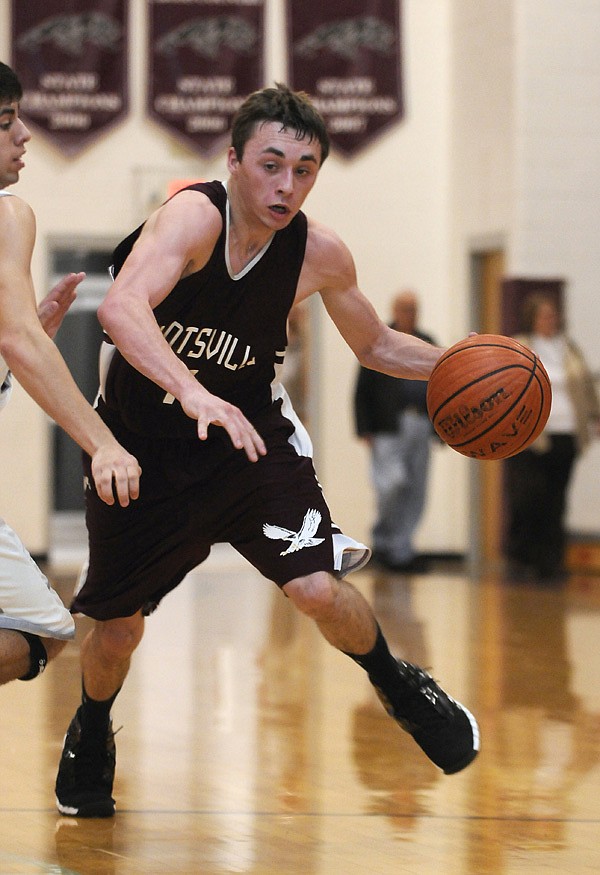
2, 546, 600, 874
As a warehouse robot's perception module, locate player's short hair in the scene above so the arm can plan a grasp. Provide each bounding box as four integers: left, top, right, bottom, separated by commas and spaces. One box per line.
231, 82, 330, 165
0, 62, 23, 105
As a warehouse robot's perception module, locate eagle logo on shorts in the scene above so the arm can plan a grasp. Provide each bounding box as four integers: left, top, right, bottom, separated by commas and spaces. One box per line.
263, 509, 325, 556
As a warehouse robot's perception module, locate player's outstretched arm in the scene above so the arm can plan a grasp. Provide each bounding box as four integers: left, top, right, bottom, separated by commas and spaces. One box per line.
0, 197, 141, 506
302, 221, 443, 380
0, 272, 86, 387
37, 272, 141, 504
98, 194, 266, 462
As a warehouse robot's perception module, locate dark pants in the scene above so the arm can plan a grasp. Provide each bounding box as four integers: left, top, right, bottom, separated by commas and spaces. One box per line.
504, 434, 577, 578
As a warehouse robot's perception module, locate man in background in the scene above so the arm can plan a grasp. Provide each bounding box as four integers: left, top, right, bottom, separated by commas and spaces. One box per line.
354, 290, 437, 572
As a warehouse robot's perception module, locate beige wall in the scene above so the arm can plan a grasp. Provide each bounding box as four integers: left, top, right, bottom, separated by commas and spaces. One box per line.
510, 0, 600, 533
2, 0, 600, 554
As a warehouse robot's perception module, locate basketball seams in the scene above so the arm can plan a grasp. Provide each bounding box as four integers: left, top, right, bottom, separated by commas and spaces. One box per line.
500, 360, 551, 457
431, 338, 537, 375
452, 334, 534, 354
427, 363, 537, 423
426, 336, 552, 460
464, 372, 546, 457
503, 360, 552, 456
438, 371, 537, 452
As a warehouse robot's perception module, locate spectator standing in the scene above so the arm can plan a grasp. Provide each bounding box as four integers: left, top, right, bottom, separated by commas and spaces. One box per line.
505, 293, 600, 582
354, 291, 437, 572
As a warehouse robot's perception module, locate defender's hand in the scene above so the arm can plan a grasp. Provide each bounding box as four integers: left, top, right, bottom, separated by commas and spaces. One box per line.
38, 272, 86, 339
90, 442, 142, 507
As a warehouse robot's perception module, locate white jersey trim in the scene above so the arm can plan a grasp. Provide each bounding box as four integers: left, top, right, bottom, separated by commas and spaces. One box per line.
271, 380, 371, 576
222, 180, 275, 281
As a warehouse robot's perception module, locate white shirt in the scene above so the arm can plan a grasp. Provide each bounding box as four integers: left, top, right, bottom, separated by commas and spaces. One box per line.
531, 334, 576, 433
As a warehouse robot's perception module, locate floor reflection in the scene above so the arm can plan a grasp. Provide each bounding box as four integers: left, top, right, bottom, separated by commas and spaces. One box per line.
497, 586, 577, 835
2, 553, 600, 872
351, 573, 441, 829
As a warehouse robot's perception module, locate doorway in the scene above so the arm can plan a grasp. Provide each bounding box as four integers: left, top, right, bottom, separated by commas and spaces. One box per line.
469, 247, 505, 571
469, 255, 566, 571
48, 241, 116, 561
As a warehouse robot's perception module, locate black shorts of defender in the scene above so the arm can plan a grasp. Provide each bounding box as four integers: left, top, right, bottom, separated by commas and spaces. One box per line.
73, 425, 336, 620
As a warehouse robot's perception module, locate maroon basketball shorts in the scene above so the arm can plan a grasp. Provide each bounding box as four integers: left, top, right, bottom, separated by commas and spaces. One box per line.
72, 426, 338, 620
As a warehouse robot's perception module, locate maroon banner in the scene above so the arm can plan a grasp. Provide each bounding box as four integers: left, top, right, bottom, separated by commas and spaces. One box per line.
287, 0, 403, 158
11, 0, 129, 157
148, 0, 264, 157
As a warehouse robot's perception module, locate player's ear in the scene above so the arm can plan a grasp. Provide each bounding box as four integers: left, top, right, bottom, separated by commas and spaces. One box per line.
226, 147, 239, 173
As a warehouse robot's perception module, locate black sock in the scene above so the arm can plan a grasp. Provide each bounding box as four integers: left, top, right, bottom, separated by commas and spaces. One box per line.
344, 625, 401, 694
80, 682, 120, 736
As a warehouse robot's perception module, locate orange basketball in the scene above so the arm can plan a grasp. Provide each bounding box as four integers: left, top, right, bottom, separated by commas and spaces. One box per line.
426, 334, 552, 460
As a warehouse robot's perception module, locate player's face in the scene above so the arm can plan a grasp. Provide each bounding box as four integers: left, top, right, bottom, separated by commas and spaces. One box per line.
227, 121, 321, 230
0, 100, 30, 188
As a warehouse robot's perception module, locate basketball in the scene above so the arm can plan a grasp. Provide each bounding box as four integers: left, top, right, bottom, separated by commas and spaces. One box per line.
426, 334, 552, 460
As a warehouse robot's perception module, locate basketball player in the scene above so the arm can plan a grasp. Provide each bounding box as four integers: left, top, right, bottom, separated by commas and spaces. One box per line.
55, 84, 480, 817
0, 61, 141, 686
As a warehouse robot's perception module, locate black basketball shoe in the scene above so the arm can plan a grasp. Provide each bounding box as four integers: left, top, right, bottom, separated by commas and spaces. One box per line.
55, 707, 116, 817
374, 660, 480, 774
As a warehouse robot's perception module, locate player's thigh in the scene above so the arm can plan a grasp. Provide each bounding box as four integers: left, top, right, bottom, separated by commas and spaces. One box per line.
231, 450, 336, 586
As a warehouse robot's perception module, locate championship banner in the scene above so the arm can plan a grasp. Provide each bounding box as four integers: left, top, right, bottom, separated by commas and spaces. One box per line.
11, 0, 129, 157
287, 0, 403, 158
148, 0, 265, 157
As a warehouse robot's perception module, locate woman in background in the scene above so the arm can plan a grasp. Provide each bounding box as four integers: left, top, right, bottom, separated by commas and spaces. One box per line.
505, 293, 600, 582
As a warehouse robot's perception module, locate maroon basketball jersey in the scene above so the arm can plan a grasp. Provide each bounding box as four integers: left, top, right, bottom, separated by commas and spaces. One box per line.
102, 181, 308, 437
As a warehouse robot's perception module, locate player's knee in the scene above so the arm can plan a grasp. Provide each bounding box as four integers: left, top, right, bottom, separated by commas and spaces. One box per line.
17, 632, 54, 681
94, 616, 144, 661
283, 573, 338, 619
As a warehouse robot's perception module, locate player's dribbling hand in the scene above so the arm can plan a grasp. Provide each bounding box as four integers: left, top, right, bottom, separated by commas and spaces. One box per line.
90, 442, 142, 506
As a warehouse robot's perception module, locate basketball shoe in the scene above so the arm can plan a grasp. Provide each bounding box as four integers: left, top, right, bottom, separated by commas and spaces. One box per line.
55, 707, 116, 817
374, 660, 480, 774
